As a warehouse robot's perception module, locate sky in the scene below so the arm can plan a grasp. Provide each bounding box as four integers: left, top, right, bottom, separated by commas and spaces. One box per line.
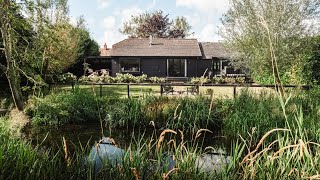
68, 0, 230, 47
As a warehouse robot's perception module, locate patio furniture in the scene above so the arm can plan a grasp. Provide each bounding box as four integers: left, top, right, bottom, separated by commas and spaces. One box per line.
163, 85, 174, 95
187, 86, 199, 95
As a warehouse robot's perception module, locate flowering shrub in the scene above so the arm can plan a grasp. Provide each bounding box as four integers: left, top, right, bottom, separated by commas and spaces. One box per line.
58, 72, 77, 83
149, 77, 166, 83
190, 77, 210, 84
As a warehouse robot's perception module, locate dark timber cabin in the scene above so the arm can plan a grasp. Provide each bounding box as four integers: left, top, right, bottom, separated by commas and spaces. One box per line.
84, 38, 243, 80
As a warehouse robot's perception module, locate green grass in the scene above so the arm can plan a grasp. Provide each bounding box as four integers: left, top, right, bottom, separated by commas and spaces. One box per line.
0, 116, 223, 179
26, 87, 106, 125
4, 85, 320, 179
104, 95, 223, 132
28, 85, 320, 141
50, 84, 160, 98
222, 88, 320, 143
0, 117, 87, 179
222, 88, 320, 180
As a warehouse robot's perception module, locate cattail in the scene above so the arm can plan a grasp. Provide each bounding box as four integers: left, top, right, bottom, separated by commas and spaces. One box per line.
131, 168, 141, 180
62, 136, 70, 166
162, 168, 179, 180
195, 129, 212, 140
157, 129, 177, 151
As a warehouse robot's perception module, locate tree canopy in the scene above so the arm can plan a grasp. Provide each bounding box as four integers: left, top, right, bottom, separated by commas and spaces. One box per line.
120, 10, 192, 38
0, 0, 99, 110
220, 0, 320, 84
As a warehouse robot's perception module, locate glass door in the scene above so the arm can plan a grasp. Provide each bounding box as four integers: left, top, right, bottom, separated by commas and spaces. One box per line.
167, 59, 186, 77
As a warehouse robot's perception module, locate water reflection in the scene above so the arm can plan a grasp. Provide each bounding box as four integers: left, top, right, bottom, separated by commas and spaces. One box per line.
24, 122, 231, 155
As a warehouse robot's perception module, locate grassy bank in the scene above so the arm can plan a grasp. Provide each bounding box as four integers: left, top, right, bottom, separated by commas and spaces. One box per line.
26, 87, 106, 125
26, 86, 320, 140
26, 89, 224, 131
223, 88, 320, 142
0, 116, 228, 179
3, 84, 320, 179
0, 117, 87, 179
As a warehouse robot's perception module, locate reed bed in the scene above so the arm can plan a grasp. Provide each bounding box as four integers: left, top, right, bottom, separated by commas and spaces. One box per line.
6, 86, 320, 179
0, 117, 225, 179
104, 95, 223, 132
222, 90, 320, 179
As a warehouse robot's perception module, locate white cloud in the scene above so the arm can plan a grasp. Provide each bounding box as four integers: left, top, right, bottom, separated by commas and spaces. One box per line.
114, 6, 143, 23
102, 30, 126, 48
185, 13, 201, 28
197, 23, 222, 42
102, 16, 116, 29
176, 0, 229, 14
97, 0, 110, 9
176, 0, 229, 42
100, 7, 143, 47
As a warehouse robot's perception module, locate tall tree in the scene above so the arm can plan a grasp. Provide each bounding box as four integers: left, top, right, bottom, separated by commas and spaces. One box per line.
27, 0, 79, 82
220, 0, 320, 85
66, 16, 99, 77
303, 36, 320, 84
0, 0, 30, 110
0, 0, 98, 110
120, 10, 192, 38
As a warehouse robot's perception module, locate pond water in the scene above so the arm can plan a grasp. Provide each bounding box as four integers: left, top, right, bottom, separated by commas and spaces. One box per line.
23, 122, 231, 154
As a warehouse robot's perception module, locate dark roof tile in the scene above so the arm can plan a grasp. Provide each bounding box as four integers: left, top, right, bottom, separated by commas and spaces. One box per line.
200, 42, 230, 59
111, 38, 202, 57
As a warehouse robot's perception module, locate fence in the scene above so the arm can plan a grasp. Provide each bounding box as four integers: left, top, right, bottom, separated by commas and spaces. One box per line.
48, 82, 312, 99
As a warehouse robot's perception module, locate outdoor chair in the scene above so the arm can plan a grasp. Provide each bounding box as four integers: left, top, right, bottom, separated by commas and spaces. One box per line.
187, 86, 198, 95
163, 85, 174, 95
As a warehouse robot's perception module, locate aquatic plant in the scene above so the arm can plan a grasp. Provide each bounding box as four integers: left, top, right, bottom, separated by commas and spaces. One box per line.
26, 87, 105, 125
104, 95, 223, 132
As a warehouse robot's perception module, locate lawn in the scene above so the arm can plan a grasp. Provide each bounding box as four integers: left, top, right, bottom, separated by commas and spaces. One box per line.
50, 84, 161, 98
49, 84, 280, 98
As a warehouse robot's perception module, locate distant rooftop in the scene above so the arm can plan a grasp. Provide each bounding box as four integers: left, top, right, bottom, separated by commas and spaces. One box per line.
199, 42, 230, 59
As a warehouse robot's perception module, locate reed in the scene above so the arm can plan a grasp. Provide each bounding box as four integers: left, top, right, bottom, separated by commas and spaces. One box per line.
104, 95, 223, 132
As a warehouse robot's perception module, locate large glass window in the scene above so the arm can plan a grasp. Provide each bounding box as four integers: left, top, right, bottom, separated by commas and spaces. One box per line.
167, 59, 186, 77
119, 58, 140, 72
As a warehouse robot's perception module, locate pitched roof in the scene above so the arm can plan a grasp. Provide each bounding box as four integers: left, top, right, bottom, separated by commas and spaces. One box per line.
199, 42, 230, 59
110, 38, 202, 57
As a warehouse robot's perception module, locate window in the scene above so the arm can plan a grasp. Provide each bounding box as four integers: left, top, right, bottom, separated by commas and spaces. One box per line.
167, 59, 187, 77
119, 58, 140, 72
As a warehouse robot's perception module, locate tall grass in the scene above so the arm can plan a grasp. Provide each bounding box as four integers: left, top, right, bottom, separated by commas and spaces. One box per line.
0, 116, 226, 179
87, 129, 221, 179
222, 88, 320, 142
3, 87, 320, 179
26, 87, 106, 125
0, 117, 87, 179
221, 94, 320, 179
105, 95, 223, 132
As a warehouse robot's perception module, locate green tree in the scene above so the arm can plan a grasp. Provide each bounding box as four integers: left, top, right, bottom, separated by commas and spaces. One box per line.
66, 16, 99, 77
26, 0, 79, 82
220, 0, 320, 84
0, 0, 33, 110
120, 10, 192, 38
0, 0, 98, 110
303, 36, 320, 84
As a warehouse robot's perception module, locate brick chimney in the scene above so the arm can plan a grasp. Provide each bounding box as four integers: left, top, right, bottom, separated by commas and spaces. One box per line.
100, 43, 111, 56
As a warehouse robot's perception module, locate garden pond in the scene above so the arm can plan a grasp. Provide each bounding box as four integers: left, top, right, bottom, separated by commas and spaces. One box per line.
24, 122, 231, 154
